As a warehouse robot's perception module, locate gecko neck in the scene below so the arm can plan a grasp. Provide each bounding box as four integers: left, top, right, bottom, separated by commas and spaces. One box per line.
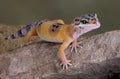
67, 24, 82, 40
72, 27, 82, 39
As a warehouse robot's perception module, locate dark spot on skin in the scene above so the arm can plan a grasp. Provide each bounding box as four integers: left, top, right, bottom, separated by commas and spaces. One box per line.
53, 24, 57, 27
88, 14, 92, 16
37, 19, 49, 26
26, 25, 31, 31
4, 37, 8, 40
50, 23, 63, 33
75, 22, 80, 25
52, 29, 55, 32
18, 30, 24, 37
79, 27, 84, 30
39, 22, 42, 26
74, 18, 81, 25
52, 23, 62, 28
75, 18, 80, 21
38, 21, 45, 26
11, 34, 15, 39
88, 14, 94, 17
55, 25, 59, 28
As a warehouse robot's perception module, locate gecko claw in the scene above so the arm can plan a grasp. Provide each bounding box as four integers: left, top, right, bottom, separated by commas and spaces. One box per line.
60, 60, 72, 70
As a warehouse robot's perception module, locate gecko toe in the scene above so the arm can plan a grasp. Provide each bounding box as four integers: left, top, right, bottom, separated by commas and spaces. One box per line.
60, 60, 72, 70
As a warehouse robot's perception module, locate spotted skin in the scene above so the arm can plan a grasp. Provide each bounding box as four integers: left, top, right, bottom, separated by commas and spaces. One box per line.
36, 20, 65, 42
49, 23, 63, 36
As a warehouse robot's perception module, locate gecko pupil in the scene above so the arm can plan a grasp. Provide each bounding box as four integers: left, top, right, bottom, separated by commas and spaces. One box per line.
81, 20, 88, 24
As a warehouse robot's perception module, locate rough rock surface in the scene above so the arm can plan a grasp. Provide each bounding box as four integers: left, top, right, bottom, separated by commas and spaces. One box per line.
0, 30, 120, 79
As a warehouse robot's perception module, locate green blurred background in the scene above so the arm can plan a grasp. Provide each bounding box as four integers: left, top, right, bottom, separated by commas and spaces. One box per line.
0, 0, 120, 35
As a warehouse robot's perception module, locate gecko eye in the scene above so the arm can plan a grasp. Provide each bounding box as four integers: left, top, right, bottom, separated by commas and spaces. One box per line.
80, 20, 88, 24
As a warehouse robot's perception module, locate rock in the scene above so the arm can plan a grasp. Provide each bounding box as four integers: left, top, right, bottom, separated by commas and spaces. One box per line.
0, 30, 120, 79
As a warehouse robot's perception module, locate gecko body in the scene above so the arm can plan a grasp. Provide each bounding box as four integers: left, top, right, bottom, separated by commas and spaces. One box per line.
5, 13, 100, 69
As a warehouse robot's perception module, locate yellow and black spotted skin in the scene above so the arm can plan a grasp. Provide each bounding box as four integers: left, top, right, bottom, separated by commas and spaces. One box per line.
36, 19, 74, 43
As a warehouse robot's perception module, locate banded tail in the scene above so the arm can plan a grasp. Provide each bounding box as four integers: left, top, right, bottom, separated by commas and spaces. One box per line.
5, 19, 49, 40
5, 22, 37, 40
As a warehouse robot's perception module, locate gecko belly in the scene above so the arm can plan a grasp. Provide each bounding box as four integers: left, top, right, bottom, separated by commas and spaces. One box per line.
39, 35, 63, 43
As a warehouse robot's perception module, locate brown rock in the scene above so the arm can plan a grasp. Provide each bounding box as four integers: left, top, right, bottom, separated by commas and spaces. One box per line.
0, 30, 120, 79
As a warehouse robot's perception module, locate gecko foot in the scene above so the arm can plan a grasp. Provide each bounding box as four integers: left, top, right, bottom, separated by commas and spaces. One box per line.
60, 60, 72, 70
69, 42, 83, 53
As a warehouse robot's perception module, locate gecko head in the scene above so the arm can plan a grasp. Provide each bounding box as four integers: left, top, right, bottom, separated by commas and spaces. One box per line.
73, 13, 101, 35
73, 13, 99, 25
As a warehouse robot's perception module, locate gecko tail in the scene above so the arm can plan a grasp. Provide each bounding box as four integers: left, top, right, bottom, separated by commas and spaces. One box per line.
5, 22, 37, 40
5, 19, 49, 40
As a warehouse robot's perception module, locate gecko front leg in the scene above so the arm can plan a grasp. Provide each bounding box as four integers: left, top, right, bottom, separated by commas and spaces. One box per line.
58, 41, 72, 70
